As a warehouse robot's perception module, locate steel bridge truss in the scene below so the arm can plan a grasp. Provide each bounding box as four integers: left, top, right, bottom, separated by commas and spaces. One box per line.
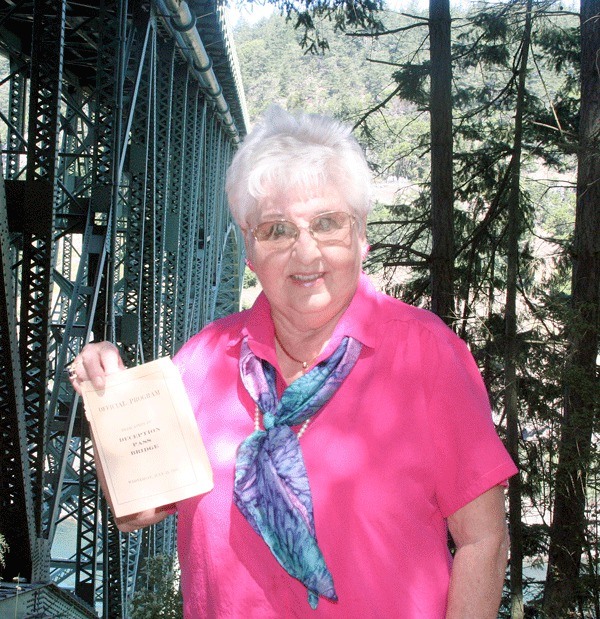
0, 1, 247, 616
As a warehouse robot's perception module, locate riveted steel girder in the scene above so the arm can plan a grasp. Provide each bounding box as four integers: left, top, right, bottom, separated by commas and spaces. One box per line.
0, 0, 247, 616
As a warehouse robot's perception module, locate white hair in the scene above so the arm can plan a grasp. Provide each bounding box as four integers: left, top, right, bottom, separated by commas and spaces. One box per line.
226, 106, 372, 230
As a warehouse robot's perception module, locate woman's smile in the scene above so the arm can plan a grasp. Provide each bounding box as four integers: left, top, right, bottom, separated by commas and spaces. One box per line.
290, 272, 325, 286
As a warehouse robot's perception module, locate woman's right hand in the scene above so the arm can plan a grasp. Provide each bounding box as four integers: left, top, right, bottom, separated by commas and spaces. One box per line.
70, 342, 171, 531
68, 341, 126, 394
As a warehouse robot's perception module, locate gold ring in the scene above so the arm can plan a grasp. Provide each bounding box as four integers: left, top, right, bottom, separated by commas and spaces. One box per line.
67, 359, 82, 381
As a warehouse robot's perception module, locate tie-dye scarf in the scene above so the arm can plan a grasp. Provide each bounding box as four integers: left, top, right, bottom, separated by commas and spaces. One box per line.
234, 336, 362, 609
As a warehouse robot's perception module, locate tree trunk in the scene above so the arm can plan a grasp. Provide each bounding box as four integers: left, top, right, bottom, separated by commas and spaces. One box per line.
429, 0, 455, 325
543, 1, 600, 615
504, 3, 533, 617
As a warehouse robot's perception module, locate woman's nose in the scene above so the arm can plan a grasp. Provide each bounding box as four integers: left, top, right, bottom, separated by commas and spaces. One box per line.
292, 227, 321, 261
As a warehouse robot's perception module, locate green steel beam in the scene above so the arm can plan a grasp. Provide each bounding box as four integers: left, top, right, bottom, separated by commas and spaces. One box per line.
0, 1, 247, 616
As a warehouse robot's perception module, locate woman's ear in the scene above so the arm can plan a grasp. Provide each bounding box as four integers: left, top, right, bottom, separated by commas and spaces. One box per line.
242, 228, 255, 270
361, 243, 370, 261
356, 215, 368, 242
241, 227, 252, 250
356, 217, 369, 259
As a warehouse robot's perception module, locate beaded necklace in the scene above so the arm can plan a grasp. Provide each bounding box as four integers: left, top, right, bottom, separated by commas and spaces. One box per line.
258, 331, 325, 438
254, 405, 311, 438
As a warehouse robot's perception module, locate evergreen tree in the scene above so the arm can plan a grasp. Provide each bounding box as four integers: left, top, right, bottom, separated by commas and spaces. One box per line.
429, 0, 455, 325
130, 554, 183, 619
504, 3, 534, 616
543, 0, 600, 614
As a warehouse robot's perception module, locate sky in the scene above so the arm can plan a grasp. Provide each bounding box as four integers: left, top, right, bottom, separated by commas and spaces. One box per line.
226, 0, 579, 26
226, 0, 431, 26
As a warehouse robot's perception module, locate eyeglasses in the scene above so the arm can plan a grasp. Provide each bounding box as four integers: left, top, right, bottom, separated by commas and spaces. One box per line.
251, 211, 356, 249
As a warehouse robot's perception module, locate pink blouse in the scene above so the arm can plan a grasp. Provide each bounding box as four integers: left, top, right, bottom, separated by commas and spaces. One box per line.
173, 273, 517, 618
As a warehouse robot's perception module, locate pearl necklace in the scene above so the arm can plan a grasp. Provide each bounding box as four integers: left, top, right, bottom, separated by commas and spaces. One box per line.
254, 405, 311, 439
259, 332, 317, 439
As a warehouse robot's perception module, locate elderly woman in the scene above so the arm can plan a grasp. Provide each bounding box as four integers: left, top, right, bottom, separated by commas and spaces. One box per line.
71, 107, 517, 618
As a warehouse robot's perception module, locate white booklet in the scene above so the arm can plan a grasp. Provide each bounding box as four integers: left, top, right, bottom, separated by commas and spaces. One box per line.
81, 356, 213, 517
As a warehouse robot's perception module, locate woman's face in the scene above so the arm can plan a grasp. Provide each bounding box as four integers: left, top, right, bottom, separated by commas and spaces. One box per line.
244, 186, 366, 331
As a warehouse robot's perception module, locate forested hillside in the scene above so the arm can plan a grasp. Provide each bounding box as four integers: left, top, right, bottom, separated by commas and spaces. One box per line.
232, 2, 599, 617
233, 9, 431, 177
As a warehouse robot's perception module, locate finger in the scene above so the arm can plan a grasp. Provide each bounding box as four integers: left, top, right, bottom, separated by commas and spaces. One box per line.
67, 361, 84, 395
98, 342, 126, 375
79, 342, 124, 390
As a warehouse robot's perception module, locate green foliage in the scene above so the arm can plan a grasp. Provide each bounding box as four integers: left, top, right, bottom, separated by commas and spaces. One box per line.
233, 9, 430, 177
0, 532, 8, 571
263, 0, 386, 54
243, 265, 257, 288
130, 554, 183, 619
535, 19, 580, 73
392, 62, 430, 109
0, 54, 10, 147
234, 13, 386, 117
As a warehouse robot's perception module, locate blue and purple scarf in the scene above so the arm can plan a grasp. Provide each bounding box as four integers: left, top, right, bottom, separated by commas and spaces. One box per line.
234, 336, 362, 608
